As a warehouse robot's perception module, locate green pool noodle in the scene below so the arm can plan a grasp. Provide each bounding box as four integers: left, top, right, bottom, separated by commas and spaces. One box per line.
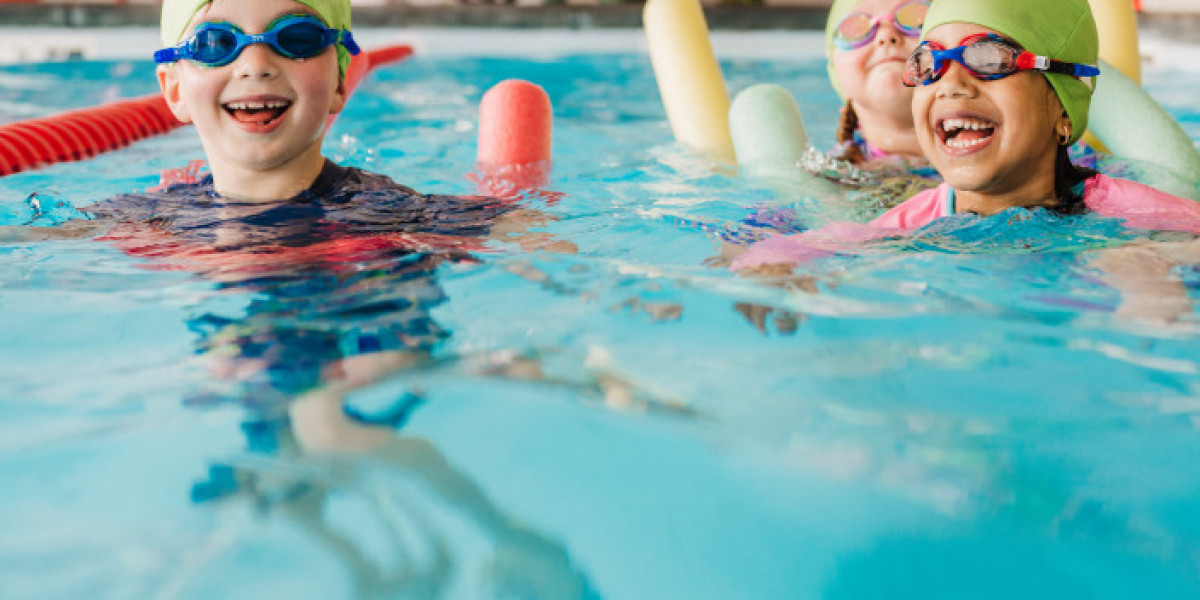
1089, 59, 1200, 198
730, 84, 809, 180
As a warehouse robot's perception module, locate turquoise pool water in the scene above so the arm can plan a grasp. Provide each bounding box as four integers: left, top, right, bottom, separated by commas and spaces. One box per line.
2, 34, 1200, 599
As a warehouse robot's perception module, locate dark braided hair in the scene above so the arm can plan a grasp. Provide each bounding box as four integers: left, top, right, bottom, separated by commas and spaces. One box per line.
835, 100, 866, 165
1050, 143, 1098, 215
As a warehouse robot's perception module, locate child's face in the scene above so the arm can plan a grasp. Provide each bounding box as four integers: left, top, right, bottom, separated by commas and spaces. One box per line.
831, 0, 923, 122
912, 23, 1068, 197
158, 0, 346, 176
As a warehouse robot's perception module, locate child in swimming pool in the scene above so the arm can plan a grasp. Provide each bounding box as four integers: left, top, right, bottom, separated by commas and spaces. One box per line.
2, 0, 570, 396
3, 0, 560, 249
825, 0, 930, 165
735, 0, 1200, 273
155, 0, 361, 202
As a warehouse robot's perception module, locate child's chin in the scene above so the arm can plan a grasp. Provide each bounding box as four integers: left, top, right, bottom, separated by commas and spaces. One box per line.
939, 168, 998, 193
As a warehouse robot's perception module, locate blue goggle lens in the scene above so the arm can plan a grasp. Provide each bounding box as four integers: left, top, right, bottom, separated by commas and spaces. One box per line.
273, 21, 332, 57
192, 28, 240, 64
157, 16, 352, 67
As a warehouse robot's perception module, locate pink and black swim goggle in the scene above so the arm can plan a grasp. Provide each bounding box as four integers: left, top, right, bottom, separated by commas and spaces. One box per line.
902, 33, 1101, 87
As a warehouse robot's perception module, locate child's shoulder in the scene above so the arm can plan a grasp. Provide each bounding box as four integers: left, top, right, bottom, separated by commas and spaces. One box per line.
313, 161, 420, 199
318, 161, 514, 236
869, 183, 952, 231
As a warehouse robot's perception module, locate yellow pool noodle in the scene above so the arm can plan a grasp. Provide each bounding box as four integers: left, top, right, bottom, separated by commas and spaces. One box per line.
1088, 0, 1142, 84
643, 0, 736, 164
1084, 0, 1142, 152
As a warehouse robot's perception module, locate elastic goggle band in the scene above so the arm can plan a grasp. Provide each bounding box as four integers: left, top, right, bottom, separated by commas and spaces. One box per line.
903, 33, 1100, 87
834, 0, 930, 51
154, 14, 360, 68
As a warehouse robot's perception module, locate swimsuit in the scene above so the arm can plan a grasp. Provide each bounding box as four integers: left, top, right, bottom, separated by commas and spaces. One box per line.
733, 173, 1200, 270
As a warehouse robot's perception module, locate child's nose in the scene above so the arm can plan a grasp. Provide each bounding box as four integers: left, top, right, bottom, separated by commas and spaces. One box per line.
232, 43, 279, 80
873, 21, 903, 47
935, 61, 979, 98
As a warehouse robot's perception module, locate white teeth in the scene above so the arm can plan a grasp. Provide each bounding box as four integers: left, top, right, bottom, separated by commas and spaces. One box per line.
945, 136, 991, 149
940, 117, 995, 149
941, 118, 994, 133
225, 100, 289, 110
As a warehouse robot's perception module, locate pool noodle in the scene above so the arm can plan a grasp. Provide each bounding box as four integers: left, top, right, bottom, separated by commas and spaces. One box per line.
729, 84, 809, 180
0, 45, 413, 179
477, 80, 552, 169
643, 0, 736, 164
1089, 58, 1200, 198
1083, 0, 1141, 152
1089, 0, 1141, 85
475, 79, 554, 195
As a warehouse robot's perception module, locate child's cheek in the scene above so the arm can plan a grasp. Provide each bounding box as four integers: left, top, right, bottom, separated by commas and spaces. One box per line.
832, 52, 868, 97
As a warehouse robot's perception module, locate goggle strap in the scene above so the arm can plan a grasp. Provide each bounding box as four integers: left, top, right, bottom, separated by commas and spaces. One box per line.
340, 31, 361, 56
1016, 52, 1100, 79
153, 48, 182, 64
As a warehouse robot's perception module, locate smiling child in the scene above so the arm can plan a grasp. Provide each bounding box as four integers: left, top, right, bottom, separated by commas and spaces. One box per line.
826, 0, 930, 164
735, 0, 1200, 271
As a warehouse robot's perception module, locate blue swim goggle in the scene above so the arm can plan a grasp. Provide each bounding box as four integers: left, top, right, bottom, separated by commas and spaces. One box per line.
154, 14, 360, 68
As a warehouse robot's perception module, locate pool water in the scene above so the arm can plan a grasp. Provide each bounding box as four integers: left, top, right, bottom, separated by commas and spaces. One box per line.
3, 30, 1200, 599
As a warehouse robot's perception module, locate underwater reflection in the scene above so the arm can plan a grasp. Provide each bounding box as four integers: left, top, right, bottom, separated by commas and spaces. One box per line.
90, 178, 598, 599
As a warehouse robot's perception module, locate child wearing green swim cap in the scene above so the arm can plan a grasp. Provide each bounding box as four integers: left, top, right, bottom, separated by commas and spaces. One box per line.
736, 0, 1200, 304
155, 0, 358, 201
826, 0, 930, 164
837, 0, 1200, 226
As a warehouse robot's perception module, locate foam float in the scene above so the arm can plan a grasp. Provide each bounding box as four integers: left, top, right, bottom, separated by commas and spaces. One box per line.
475, 78, 553, 195
643, 0, 736, 164
1083, 0, 1141, 152
729, 84, 809, 180
1085, 0, 1200, 195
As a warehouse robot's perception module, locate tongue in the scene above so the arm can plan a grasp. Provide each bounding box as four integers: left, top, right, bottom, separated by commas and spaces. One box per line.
230, 107, 285, 126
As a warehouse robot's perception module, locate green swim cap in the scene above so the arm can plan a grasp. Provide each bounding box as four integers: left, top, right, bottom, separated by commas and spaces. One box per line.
921, 0, 1099, 144
160, 0, 354, 76
824, 0, 864, 98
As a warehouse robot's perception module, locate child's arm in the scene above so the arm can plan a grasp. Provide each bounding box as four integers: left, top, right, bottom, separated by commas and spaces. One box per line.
1091, 238, 1200, 324
0, 219, 108, 244
488, 208, 577, 254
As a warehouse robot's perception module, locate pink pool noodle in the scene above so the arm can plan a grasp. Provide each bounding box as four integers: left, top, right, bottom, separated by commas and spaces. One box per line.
476, 79, 552, 193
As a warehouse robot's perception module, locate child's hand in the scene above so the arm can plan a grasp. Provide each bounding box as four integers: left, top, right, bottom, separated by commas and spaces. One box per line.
735, 302, 803, 336
1091, 241, 1197, 325
702, 242, 748, 268
0, 220, 106, 243
490, 208, 578, 254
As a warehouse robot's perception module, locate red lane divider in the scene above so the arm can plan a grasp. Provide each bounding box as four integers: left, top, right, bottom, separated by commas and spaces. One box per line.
0, 95, 176, 177
0, 45, 414, 178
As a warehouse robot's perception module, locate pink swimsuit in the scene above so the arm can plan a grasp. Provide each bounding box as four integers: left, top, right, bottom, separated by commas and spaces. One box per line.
732, 174, 1200, 270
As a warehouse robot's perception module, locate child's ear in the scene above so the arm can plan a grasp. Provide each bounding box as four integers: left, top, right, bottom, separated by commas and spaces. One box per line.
1056, 110, 1073, 145
329, 75, 348, 115
157, 64, 193, 124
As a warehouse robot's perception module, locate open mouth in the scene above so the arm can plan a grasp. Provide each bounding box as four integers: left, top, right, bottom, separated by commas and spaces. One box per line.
937, 117, 997, 150
222, 99, 292, 128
